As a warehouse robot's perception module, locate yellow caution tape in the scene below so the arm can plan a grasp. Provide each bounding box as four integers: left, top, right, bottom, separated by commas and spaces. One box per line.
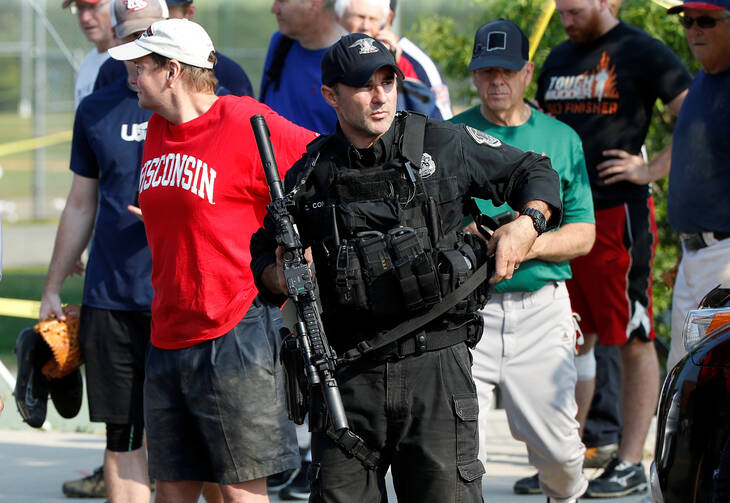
529, 0, 556, 61
0, 297, 41, 319
0, 130, 73, 158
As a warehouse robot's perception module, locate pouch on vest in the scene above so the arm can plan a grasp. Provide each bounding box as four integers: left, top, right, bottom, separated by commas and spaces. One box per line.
437, 232, 490, 315
388, 227, 441, 311
356, 230, 403, 316
338, 198, 401, 235
334, 240, 369, 310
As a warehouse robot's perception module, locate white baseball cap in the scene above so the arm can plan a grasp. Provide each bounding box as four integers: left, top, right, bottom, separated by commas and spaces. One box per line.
108, 18, 215, 69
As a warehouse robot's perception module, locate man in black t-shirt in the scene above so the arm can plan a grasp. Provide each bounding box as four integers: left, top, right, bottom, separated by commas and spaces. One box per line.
537, 0, 691, 498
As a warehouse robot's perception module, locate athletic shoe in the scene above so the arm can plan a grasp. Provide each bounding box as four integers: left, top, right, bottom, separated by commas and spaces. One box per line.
267, 467, 299, 492
62, 465, 106, 498
279, 461, 310, 500
583, 443, 618, 469
584, 457, 648, 498
514, 473, 542, 494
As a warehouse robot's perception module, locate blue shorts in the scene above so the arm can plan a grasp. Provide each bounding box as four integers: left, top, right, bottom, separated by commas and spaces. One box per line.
144, 298, 299, 484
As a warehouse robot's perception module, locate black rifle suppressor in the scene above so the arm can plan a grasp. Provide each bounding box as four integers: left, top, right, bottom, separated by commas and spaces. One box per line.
250, 115, 380, 469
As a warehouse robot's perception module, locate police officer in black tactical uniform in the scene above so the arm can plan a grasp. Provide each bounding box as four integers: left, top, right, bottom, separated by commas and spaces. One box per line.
250, 33, 562, 503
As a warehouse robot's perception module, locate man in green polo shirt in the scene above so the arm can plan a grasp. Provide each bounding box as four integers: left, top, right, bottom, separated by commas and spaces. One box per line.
449, 20, 595, 503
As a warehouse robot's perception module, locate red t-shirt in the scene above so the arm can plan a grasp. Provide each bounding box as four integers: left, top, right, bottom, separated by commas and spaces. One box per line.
139, 95, 316, 349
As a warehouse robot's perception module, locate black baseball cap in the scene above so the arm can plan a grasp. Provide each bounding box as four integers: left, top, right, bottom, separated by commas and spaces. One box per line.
321, 33, 404, 87
469, 19, 529, 72
166, 0, 193, 5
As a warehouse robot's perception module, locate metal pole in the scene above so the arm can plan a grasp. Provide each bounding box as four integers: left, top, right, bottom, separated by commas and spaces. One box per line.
33, 0, 47, 220
19, 0, 33, 119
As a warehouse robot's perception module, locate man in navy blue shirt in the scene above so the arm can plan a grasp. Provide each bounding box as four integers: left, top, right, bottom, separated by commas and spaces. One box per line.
39, 1, 165, 501
93, 0, 254, 98
665, 0, 730, 369
261, 0, 346, 134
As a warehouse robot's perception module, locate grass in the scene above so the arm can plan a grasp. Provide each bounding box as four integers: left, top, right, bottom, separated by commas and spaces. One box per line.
0, 266, 84, 366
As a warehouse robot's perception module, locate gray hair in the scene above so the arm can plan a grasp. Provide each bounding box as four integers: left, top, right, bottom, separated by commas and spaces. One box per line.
333, 0, 389, 24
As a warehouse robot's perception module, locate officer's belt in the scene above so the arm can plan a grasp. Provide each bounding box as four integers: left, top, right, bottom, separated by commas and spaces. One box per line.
338, 258, 490, 365
371, 330, 469, 361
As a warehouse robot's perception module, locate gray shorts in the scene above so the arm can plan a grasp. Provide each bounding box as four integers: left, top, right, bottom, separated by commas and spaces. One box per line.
144, 298, 299, 484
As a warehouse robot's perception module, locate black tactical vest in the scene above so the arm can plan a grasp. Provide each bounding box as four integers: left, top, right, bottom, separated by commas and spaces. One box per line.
293, 113, 488, 328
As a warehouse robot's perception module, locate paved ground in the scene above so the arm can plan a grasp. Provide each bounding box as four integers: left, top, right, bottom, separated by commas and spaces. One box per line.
0, 224, 654, 502
0, 380, 655, 502
1, 223, 58, 269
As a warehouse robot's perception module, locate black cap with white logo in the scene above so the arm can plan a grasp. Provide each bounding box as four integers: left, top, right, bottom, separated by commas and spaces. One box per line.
469, 19, 529, 72
321, 33, 405, 88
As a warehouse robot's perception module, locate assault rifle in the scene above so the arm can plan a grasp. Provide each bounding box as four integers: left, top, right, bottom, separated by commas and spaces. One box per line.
250, 115, 380, 470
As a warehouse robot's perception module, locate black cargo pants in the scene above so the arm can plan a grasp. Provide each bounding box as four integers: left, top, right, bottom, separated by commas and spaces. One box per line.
310, 342, 485, 503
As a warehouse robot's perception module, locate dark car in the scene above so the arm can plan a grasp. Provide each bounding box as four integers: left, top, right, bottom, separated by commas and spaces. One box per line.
650, 286, 730, 502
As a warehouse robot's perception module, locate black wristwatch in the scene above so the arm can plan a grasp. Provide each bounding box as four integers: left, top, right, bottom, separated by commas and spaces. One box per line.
521, 208, 547, 236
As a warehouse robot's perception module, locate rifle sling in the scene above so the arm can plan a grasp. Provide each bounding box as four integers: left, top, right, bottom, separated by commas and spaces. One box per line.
326, 427, 381, 470
338, 259, 489, 365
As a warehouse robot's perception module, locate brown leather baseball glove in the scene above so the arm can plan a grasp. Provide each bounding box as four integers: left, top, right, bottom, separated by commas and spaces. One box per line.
34, 304, 82, 379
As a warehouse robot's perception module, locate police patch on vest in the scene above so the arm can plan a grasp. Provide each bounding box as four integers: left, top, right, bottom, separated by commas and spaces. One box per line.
465, 126, 502, 148
420, 152, 436, 178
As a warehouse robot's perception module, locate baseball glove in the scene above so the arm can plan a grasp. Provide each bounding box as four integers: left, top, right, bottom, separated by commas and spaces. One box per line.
34, 304, 83, 379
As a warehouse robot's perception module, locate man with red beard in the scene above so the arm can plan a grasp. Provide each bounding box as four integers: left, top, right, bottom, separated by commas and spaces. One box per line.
537, 0, 691, 498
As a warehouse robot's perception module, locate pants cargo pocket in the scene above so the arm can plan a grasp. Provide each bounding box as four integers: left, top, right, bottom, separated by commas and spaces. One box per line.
454, 393, 485, 501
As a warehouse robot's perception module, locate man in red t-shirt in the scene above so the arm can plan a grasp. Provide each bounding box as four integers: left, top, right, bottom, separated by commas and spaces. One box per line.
110, 18, 316, 502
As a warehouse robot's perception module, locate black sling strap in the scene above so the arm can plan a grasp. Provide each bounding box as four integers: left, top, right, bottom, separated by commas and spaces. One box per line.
260, 35, 295, 103
338, 112, 492, 364
338, 259, 490, 364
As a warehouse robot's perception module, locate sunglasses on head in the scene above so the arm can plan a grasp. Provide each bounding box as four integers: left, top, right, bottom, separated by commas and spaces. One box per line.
679, 13, 730, 29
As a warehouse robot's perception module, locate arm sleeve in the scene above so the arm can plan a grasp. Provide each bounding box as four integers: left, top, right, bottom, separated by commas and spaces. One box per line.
69, 102, 100, 179
645, 38, 693, 104
457, 125, 563, 228
561, 134, 595, 225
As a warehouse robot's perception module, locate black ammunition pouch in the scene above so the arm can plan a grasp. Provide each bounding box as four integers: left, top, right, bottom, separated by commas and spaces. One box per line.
389, 227, 441, 311
334, 241, 368, 310
332, 226, 441, 317
279, 328, 309, 425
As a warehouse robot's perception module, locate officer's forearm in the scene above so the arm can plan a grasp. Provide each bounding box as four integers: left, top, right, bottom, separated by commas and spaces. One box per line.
522, 200, 552, 223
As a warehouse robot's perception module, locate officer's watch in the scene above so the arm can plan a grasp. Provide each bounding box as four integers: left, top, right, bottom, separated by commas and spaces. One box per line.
521, 207, 547, 236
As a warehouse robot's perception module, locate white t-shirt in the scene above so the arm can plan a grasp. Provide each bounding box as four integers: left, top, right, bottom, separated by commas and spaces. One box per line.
74, 48, 110, 108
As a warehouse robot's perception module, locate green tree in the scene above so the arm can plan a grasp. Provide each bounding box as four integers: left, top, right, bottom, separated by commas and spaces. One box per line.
407, 0, 699, 346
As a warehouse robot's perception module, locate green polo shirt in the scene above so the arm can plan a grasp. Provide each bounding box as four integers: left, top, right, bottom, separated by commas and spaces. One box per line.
449, 105, 594, 293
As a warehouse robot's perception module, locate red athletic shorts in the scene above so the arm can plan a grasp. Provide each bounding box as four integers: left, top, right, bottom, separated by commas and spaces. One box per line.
567, 198, 657, 345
